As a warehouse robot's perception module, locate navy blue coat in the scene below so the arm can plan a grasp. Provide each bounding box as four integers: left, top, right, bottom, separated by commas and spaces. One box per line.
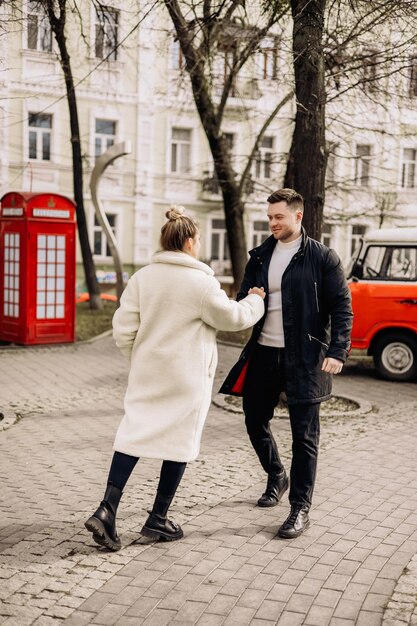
219, 228, 353, 404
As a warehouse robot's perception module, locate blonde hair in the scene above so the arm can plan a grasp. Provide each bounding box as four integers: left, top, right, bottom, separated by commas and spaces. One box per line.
160, 205, 198, 251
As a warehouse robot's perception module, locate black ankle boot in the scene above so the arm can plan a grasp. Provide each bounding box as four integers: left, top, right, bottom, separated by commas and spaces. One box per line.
85, 484, 123, 551
141, 492, 183, 541
257, 469, 289, 507
277, 505, 310, 539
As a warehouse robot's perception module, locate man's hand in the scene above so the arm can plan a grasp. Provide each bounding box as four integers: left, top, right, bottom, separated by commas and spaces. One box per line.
322, 357, 343, 374
248, 286, 266, 299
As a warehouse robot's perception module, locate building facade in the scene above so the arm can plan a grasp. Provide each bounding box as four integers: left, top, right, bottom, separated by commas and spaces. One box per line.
1, 1, 416, 295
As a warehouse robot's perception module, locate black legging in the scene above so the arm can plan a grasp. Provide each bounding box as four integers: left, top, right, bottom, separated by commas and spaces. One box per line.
108, 451, 187, 496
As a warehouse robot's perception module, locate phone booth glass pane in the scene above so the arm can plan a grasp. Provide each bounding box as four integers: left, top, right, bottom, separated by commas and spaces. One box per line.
3, 232, 20, 318
36, 233, 66, 319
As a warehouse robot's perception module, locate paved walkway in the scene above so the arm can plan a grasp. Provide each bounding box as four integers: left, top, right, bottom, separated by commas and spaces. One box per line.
0, 335, 416, 625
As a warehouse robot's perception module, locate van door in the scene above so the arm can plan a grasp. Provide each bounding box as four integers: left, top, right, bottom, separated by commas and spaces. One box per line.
350, 243, 417, 380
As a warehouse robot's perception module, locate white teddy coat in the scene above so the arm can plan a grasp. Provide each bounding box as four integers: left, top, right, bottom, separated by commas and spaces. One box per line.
112, 251, 264, 462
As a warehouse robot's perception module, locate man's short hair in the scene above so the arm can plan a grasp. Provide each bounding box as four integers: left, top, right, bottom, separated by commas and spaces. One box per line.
267, 188, 304, 212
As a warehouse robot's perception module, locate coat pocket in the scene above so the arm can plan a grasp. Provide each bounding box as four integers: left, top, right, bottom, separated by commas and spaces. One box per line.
308, 333, 329, 349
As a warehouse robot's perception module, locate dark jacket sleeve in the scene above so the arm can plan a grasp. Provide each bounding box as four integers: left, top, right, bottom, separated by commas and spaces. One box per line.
236, 255, 258, 302
322, 249, 353, 362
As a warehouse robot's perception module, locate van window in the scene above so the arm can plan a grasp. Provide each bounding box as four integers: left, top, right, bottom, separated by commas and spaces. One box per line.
362, 245, 417, 281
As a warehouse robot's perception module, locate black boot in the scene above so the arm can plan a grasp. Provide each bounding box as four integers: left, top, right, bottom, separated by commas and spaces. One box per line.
277, 505, 310, 539
141, 492, 183, 541
85, 484, 123, 551
257, 469, 289, 507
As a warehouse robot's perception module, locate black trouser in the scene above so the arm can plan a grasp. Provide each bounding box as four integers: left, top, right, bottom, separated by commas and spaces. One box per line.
107, 452, 187, 497
243, 344, 320, 508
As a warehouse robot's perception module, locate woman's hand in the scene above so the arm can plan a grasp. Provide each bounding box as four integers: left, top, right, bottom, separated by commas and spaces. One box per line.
248, 286, 266, 299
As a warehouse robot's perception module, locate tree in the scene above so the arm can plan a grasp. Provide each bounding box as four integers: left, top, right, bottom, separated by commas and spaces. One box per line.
42, 0, 103, 310
1, 0, 103, 309
284, 0, 326, 239
163, 0, 291, 289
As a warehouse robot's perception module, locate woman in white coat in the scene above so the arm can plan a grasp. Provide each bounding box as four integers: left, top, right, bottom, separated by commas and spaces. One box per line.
85, 207, 265, 550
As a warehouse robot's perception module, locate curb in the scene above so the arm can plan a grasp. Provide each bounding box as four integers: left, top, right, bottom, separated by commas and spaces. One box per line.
0, 409, 18, 432
212, 392, 374, 419
0, 329, 113, 352
383, 553, 417, 625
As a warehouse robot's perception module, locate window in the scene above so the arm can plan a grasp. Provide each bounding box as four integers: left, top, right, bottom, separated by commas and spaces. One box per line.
252, 220, 269, 248
3, 233, 20, 319
361, 49, 378, 92
95, 119, 116, 159
224, 133, 234, 152
210, 219, 231, 275
408, 57, 417, 98
401, 148, 416, 188
36, 234, 66, 319
258, 39, 278, 80
170, 128, 191, 173
27, 0, 52, 52
95, 6, 118, 61
93, 214, 117, 257
255, 136, 274, 179
326, 142, 337, 185
321, 223, 332, 248
224, 132, 235, 165
29, 113, 52, 161
351, 225, 367, 255
326, 153, 336, 185
171, 38, 184, 70
360, 245, 417, 281
354, 144, 371, 186
215, 43, 237, 97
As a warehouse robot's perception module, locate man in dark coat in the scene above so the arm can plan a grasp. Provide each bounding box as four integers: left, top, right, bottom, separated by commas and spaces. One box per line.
220, 188, 353, 538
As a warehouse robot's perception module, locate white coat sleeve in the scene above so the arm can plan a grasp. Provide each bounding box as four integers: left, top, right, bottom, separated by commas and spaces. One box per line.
112, 276, 140, 359
200, 282, 264, 332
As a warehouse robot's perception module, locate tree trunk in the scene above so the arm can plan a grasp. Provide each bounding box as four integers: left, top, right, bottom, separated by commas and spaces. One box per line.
222, 189, 247, 292
47, 4, 102, 310
66, 83, 103, 310
284, 0, 327, 240
206, 134, 247, 290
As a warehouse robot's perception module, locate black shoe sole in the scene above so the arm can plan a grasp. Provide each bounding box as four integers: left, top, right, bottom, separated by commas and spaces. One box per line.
140, 524, 184, 542
277, 519, 310, 539
257, 498, 280, 507
85, 516, 121, 551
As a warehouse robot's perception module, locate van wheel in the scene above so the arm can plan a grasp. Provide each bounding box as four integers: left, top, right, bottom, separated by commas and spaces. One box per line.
373, 333, 417, 382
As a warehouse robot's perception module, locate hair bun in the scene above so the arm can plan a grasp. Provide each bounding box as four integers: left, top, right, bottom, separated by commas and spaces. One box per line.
166, 205, 185, 221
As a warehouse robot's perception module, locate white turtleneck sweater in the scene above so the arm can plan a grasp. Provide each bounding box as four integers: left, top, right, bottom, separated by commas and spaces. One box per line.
258, 235, 302, 347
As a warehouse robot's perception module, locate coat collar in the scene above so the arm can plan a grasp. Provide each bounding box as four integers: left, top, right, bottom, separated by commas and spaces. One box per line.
151, 250, 215, 276
249, 226, 308, 260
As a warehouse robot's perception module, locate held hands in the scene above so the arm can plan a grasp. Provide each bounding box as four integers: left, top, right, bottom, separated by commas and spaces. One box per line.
322, 357, 343, 375
248, 286, 266, 299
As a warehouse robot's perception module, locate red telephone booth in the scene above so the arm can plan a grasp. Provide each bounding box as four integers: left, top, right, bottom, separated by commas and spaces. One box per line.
0, 192, 76, 345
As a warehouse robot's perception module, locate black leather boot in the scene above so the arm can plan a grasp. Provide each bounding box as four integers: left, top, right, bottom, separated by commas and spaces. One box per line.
141, 492, 183, 541
85, 484, 123, 551
277, 505, 310, 539
257, 469, 289, 507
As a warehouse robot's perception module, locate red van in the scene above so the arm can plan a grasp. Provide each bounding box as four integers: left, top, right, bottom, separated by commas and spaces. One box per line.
347, 227, 417, 381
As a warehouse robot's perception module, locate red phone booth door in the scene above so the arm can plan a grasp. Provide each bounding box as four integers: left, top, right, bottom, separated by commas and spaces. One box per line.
27, 222, 75, 344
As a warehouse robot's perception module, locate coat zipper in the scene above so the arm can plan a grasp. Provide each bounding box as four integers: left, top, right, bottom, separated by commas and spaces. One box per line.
308, 333, 329, 348
314, 281, 319, 312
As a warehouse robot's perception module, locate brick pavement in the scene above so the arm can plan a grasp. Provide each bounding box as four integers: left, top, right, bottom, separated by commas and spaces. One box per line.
0, 336, 416, 625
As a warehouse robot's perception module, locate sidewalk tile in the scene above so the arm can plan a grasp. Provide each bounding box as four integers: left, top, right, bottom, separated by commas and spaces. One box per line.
304, 604, 333, 625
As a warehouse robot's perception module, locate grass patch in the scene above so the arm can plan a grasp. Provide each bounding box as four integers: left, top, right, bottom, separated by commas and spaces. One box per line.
75, 301, 117, 342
